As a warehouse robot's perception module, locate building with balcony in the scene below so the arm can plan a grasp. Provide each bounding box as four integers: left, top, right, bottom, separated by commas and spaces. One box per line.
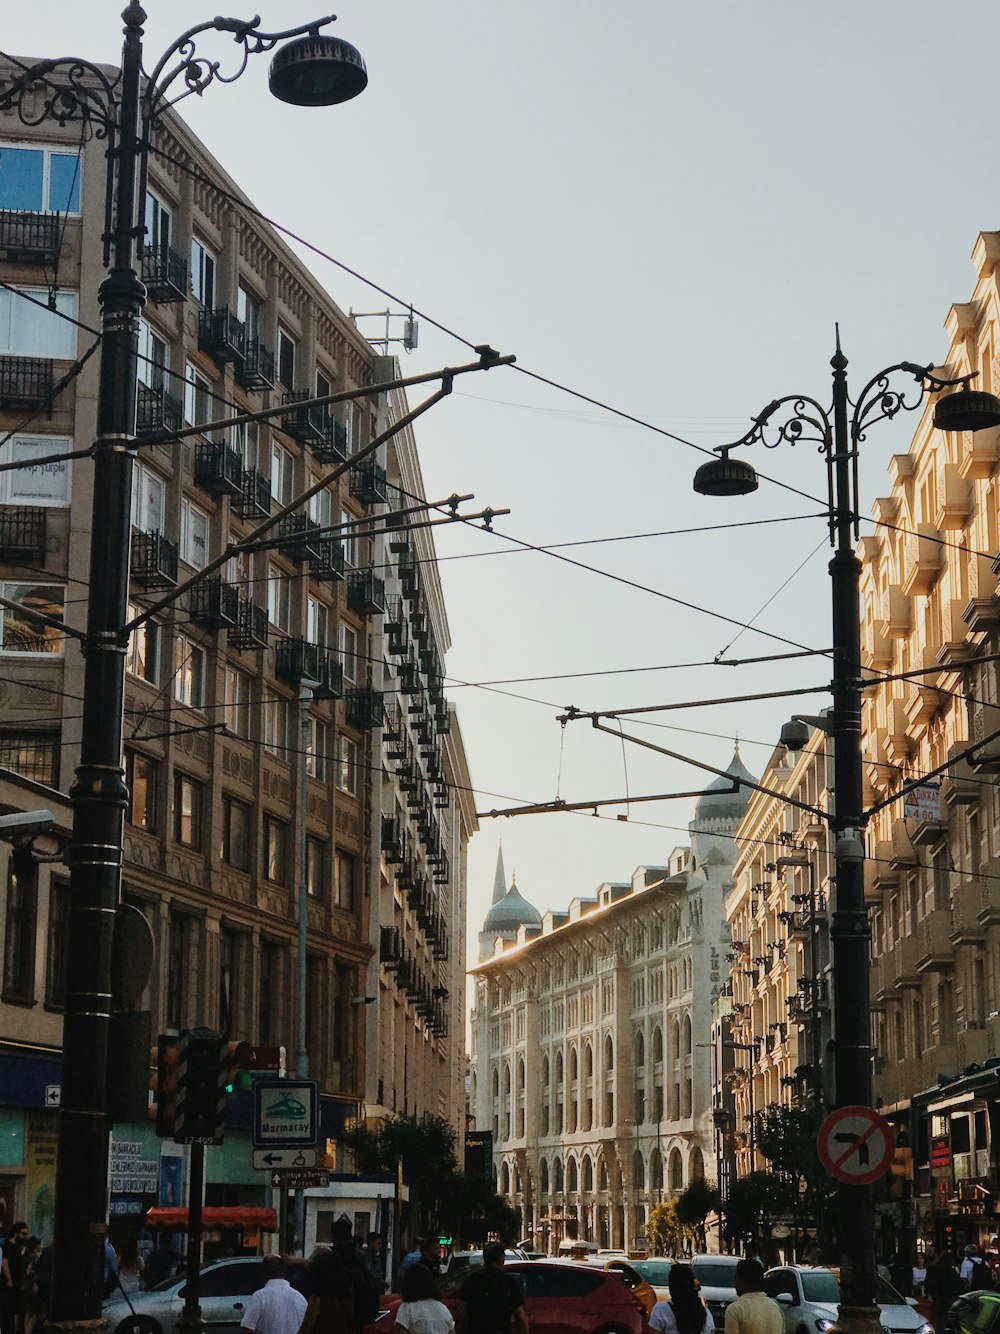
0, 57, 472, 1240
469, 749, 754, 1252
858, 228, 1000, 1253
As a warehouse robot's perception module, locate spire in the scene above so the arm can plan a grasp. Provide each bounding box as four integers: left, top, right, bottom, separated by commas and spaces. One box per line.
492, 843, 507, 905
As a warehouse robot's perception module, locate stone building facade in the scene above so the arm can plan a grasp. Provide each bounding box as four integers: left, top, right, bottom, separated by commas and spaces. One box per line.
470, 750, 753, 1251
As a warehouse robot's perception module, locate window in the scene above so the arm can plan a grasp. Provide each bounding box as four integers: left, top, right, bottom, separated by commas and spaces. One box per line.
271, 443, 293, 507
131, 461, 166, 534
259, 941, 280, 1043
125, 751, 158, 831
180, 499, 210, 568
166, 911, 190, 1029
0, 583, 64, 654
307, 596, 331, 648
234, 416, 258, 470
307, 837, 327, 898
219, 927, 243, 1033
223, 666, 251, 738
173, 635, 206, 709
184, 363, 212, 430
0, 436, 70, 505
144, 191, 171, 253
45, 879, 69, 1008
190, 236, 216, 307
337, 735, 358, 795
236, 283, 262, 340
335, 849, 356, 910
0, 143, 81, 214
173, 773, 204, 849
262, 688, 290, 760
0, 288, 77, 358
137, 320, 167, 392
277, 325, 296, 388
0, 733, 58, 786
3, 855, 37, 1001
309, 484, 333, 529
126, 604, 159, 682
222, 795, 251, 871
306, 716, 329, 781
264, 815, 288, 884
339, 622, 358, 683
340, 508, 357, 567
267, 566, 292, 633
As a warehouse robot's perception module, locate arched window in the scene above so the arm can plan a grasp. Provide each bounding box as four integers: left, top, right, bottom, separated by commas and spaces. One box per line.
556, 1052, 564, 1085
652, 1026, 663, 1064
599, 1159, 609, 1191
689, 1147, 705, 1181
670, 1019, 681, 1065
650, 1148, 663, 1190
669, 1148, 683, 1192
554, 1157, 564, 1193
540, 1159, 550, 1194
569, 1045, 579, 1082
635, 1029, 646, 1068
633, 1149, 645, 1189
518, 1056, 526, 1091
604, 1035, 614, 1071
584, 1043, 593, 1078
681, 1013, 692, 1058
492, 1069, 499, 1098
568, 1158, 578, 1192
583, 1156, 594, 1192
501, 1161, 510, 1194
542, 1055, 550, 1087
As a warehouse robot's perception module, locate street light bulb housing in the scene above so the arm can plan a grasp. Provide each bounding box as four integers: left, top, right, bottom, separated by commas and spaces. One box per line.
693, 451, 759, 497
269, 34, 368, 107
932, 388, 1000, 434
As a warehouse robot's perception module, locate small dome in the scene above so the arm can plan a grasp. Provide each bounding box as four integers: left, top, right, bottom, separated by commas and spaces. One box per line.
483, 878, 542, 933
694, 745, 756, 825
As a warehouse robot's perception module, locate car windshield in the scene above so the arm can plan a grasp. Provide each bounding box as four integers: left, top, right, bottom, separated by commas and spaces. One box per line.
692, 1259, 739, 1287
634, 1261, 674, 1285
801, 1273, 841, 1304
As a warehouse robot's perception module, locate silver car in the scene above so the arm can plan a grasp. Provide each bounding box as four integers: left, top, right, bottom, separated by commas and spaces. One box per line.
103, 1256, 265, 1334
764, 1265, 934, 1334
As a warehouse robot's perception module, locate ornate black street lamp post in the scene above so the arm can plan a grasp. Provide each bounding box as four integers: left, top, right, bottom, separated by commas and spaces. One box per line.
0, 11, 366, 1328
693, 337, 1000, 1334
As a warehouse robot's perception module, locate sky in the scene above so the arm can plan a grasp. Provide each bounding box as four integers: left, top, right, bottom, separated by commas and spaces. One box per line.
4, 2, 1000, 973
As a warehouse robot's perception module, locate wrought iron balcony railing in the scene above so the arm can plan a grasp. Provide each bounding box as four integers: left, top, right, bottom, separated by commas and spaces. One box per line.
0, 357, 53, 413
232, 468, 270, 521
281, 391, 326, 446
312, 417, 348, 467
274, 636, 344, 699
308, 538, 345, 584
228, 598, 269, 651
347, 568, 385, 617
235, 336, 276, 393
194, 439, 244, 496
198, 305, 244, 365
345, 686, 384, 731
135, 382, 183, 438
381, 814, 407, 864
140, 244, 188, 304
130, 529, 178, 589
0, 507, 46, 562
350, 459, 388, 507
272, 513, 322, 563
188, 575, 240, 629
0, 210, 59, 263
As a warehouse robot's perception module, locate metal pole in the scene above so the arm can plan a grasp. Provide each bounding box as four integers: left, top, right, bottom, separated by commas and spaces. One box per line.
180, 1143, 205, 1334
828, 341, 880, 1334
51, 5, 146, 1324
294, 681, 316, 1254
807, 859, 823, 1111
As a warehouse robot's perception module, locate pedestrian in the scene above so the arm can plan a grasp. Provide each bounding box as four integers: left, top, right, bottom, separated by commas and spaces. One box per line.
240, 1256, 307, 1334
913, 1252, 928, 1295
723, 1259, 783, 1334
330, 1219, 380, 1334
418, 1241, 442, 1277
398, 1240, 424, 1283
925, 1250, 963, 1329
393, 1261, 452, 1334
960, 1245, 988, 1290
454, 1241, 528, 1334
116, 1238, 143, 1297
3, 1221, 29, 1334
297, 1247, 354, 1334
649, 1262, 713, 1334
20, 1240, 42, 1334
103, 1237, 119, 1299
364, 1234, 386, 1293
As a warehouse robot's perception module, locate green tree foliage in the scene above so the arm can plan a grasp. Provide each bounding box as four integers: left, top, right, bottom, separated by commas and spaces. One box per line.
675, 1178, 721, 1253
645, 1199, 692, 1257
753, 1104, 832, 1258
723, 1171, 797, 1256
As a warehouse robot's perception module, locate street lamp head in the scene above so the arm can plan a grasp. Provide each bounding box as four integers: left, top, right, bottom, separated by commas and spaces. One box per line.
779, 718, 811, 752
933, 388, 1000, 434
693, 448, 759, 497
269, 33, 368, 107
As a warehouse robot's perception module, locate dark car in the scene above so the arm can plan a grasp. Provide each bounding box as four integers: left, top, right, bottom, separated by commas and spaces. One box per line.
372, 1259, 649, 1334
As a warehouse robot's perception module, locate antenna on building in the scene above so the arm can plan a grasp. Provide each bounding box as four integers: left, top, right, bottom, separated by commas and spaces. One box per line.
348, 305, 419, 355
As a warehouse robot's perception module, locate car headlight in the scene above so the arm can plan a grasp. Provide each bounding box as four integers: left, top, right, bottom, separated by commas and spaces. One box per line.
816, 1321, 837, 1333
918, 1324, 934, 1334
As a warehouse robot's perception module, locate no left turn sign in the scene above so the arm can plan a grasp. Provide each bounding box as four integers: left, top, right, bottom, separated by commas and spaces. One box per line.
817, 1106, 895, 1185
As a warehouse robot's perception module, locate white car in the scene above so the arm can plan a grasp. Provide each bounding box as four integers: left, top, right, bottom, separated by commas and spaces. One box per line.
764, 1265, 934, 1334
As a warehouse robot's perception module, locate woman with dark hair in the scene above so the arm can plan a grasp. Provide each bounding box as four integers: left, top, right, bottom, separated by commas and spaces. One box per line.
649, 1263, 714, 1334
392, 1260, 453, 1334
298, 1247, 354, 1334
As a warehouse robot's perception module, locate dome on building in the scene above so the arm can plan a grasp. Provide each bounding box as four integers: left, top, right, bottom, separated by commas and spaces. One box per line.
694, 744, 756, 826
483, 875, 542, 935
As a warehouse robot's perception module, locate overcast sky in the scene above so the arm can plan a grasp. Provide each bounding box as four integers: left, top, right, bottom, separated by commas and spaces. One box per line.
5, 2, 1000, 971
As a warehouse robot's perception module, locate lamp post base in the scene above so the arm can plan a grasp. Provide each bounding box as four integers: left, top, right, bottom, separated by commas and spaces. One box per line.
834, 1305, 884, 1334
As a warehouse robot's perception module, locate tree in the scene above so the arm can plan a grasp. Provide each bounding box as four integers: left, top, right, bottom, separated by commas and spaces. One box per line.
753, 1104, 833, 1258
675, 1178, 721, 1253
645, 1200, 691, 1257
723, 1170, 797, 1258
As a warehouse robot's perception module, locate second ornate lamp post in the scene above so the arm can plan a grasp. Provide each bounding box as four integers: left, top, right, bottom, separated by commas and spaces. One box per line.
0, 9, 367, 1329
693, 336, 1000, 1333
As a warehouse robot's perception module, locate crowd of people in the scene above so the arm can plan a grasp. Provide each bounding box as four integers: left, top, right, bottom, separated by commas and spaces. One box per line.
894, 1243, 1000, 1328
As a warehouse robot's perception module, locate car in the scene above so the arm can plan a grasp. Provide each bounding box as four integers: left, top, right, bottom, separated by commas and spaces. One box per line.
444, 1248, 527, 1274
690, 1256, 741, 1327
372, 1259, 650, 1334
599, 1259, 658, 1318
630, 1258, 674, 1302
103, 1256, 264, 1334
944, 1287, 1000, 1334
763, 1265, 935, 1334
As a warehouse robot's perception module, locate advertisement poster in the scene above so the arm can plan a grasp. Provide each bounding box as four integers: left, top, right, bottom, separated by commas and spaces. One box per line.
25, 1112, 57, 1242
159, 1155, 183, 1207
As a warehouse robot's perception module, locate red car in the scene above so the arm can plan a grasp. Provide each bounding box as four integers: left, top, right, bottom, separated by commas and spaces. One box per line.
370, 1260, 650, 1334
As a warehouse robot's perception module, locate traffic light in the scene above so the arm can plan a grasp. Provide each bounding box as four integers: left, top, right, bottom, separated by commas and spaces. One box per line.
177, 1028, 222, 1145
221, 1040, 253, 1094
155, 1035, 181, 1137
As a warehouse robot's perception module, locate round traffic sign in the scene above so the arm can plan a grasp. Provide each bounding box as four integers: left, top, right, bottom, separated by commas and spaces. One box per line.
817, 1106, 895, 1185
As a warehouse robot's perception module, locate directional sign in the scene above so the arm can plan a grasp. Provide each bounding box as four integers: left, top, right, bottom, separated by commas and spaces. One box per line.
272, 1169, 329, 1191
252, 1079, 319, 1148
818, 1105, 895, 1185
45, 1085, 60, 1108
252, 1148, 319, 1171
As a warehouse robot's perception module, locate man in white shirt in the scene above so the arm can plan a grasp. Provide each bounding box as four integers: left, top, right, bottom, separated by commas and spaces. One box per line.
724, 1260, 784, 1334
240, 1256, 307, 1334
959, 1245, 987, 1288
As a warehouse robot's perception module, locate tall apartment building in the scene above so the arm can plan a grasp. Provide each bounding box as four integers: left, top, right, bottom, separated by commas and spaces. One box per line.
718, 730, 833, 1178
0, 58, 471, 1238
470, 751, 753, 1253
859, 229, 1000, 1253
